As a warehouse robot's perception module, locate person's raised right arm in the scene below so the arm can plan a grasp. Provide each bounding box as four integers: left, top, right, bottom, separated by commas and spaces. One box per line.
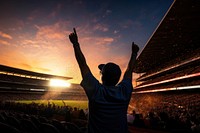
69, 28, 90, 78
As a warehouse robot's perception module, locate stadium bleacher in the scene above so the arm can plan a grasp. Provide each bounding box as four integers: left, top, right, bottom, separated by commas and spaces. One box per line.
129, 0, 200, 132
133, 0, 199, 73
132, 0, 200, 93
0, 64, 87, 101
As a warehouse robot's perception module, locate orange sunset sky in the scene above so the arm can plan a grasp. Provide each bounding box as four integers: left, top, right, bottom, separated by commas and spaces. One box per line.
0, 0, 173, 85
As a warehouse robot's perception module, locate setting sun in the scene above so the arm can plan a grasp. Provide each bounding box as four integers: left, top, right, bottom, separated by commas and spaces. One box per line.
49, 79, 71, 87
0, 0, 173, 84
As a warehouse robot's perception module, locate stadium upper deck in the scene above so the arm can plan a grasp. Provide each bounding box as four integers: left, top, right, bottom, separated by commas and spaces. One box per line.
132, 0, 200, 92
0, 64, 73, 92
0, 64, 72, 80
133, 0, 200, 73
0, 64, 87, 100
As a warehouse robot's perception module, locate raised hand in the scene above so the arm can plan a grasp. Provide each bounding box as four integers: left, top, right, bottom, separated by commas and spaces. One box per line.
132, 42, 139, 54
69, 28, 78, 45
68, 27, 90, 77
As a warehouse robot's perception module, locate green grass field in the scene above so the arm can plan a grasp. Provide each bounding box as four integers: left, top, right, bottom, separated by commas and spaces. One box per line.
15, 100, 88, 109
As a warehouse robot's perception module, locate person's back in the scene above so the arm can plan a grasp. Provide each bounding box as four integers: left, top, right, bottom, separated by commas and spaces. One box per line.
68, 28, 139, 133
81, 74, 133, 133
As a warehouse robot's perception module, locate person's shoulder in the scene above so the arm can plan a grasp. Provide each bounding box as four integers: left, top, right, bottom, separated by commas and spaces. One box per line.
82, 71, 96, 80
81, 71, 99, 87
120, 77, 132, 84
117, 78, 133, 89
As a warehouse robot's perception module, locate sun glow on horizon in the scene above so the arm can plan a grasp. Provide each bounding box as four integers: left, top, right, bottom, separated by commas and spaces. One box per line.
49, 79, 71, 87
0, 0, 174, 85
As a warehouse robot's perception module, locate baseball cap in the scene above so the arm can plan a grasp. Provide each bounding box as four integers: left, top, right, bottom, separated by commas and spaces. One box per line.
98, 62, 121, 85
98, 62, 121, 73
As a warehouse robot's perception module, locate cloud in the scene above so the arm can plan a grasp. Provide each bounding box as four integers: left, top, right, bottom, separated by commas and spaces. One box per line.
9, 19, 25, 31
93, 24, 109, 32
0, 19, 126, 84
114, 30, 119, 34
0, 39, 10, 45
35, 23, 66, 40
81, 36, 113, 46
28, 22, 74, 52
20, 39, 41, 48
16, 21, 71, 50
0, 31, 12, 39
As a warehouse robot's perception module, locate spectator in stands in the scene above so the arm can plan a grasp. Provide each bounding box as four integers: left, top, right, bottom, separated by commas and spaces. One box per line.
127, 110, 136, 125
64, 106, 72, 122
79, 109, 87, 120
71, 107, 80, 119
69, 28, 139, 133
132, 113, 145, 128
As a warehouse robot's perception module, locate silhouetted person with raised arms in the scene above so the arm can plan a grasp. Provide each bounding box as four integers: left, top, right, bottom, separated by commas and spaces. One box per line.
69, 28, 139, 133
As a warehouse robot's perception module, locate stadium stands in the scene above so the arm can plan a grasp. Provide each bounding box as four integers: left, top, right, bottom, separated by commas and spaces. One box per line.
0, 101, 87, 133
133, 0, 200, 74
128, 0, 200, 132
132, 0, 200, 93
0, 64, 72, 91
0, 64, 87, 101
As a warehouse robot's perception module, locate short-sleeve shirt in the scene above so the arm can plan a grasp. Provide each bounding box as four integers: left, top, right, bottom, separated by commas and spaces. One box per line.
81, 72, 133, 133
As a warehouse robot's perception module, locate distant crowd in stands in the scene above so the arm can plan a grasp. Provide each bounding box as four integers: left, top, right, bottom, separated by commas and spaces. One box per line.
0, 100, 88, 133
128, 90, 200, 133
0, 92, 87, 101
0, 90, 200, 133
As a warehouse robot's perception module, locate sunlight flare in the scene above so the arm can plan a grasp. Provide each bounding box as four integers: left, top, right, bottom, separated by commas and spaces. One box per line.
49, 79, 71, 87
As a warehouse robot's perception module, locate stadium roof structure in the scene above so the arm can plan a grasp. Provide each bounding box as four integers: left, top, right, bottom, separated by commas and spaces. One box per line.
133, 0, 200, 73
0, 64, 72, 80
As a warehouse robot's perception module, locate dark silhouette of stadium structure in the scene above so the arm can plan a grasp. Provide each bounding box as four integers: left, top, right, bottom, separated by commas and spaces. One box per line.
132, 0, 200, 93
0, 64, 72, 91
0, 64, 87, 100
128, 1, 200, 132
